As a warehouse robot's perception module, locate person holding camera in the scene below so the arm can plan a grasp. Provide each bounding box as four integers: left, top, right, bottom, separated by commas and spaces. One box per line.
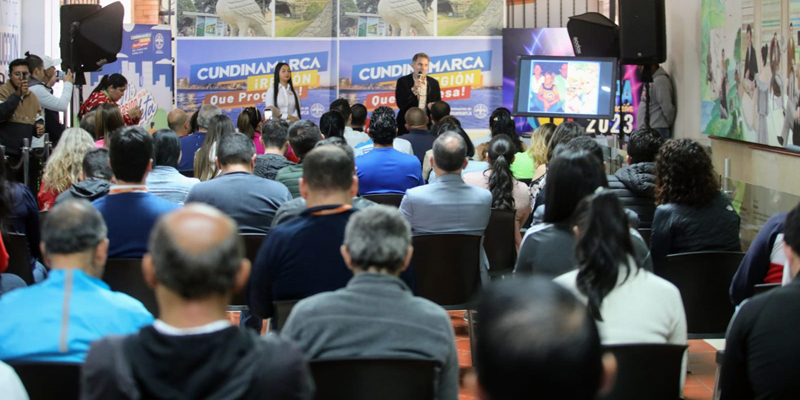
0, 59, 43, 193
25, 52, 73, 146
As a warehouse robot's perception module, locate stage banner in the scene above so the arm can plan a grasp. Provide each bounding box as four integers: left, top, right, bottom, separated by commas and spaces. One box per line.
84, 24, 174, 131
338, 38, 503, 130
0, 0, 21, 82
701, 0, 800, 149
176, 38, 336, 125
502, 28, 641, 136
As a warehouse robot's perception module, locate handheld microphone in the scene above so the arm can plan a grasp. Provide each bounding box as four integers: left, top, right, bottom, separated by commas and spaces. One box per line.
417, 72, 423, 80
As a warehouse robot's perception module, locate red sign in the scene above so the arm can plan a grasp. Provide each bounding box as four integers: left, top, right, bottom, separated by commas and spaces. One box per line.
365, 91, 397, 111
441, 86, 471, 101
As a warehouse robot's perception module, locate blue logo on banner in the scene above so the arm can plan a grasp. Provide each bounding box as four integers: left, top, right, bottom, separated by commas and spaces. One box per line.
190, 51, 329, 85
351, 51, 492, 86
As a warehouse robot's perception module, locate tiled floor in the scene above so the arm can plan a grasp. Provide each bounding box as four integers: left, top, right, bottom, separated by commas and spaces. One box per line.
228, 311, 718, 400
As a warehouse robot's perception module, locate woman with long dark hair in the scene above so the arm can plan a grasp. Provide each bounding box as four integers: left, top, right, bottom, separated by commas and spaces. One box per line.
464, 135, 531, 249
651, 139, 741, 270
195, 115, 236, 181
264, 63, 301, 122
93, 103, 125, 146
78, 73, 141, 126
476, 108, 525, 159
237, 106, 264, 155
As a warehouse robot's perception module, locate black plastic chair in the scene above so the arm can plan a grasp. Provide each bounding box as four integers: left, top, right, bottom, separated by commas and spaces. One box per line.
484, 209, 516, 280
361, 194, 404, 208
39, 210, 49, 232
713, 349, 725, 400
271, 299, 299, 332
103, 258, 158, 316
4, 232, 33, 285
179, 170, 194, 178
229, 234, 267, 311
658, 251, 745, 339
600, 344, 687, 400
310, 358, 436, 400
636, 228, 652, 247
753, 283, 781, 296
10, 361, 81, 400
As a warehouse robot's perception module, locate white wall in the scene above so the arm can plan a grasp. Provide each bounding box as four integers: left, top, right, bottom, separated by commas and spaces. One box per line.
664, 0, 704, 143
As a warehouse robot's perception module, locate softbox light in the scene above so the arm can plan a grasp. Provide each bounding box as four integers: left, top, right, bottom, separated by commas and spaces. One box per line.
567, 13, 620, 58
60, 1, 124, 74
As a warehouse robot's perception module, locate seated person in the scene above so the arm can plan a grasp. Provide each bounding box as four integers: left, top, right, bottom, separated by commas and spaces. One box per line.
465, 277, 615, 400
356, 107, 424, 195
720, 201, 800, 399
651, 139, 741, 270
55, 148, 112, 204
353, 107, 414, 156
178, 104, 221, 172
249, 145, 358, 320
275, 120, 324, 198
282, 206, 458, 400
330, 99, 369, 147
81, 204, 313, 400
397, 107, 436, 164
187, 133, 292, 234
730, 210, 789, 305
607, 127, 664, 228
349, 103, 368, 133
0, 199, 153, 362
254, 119, 295, 181
319, 110, 345, 140
93, 126, 180, 258
146, 129, 200, 205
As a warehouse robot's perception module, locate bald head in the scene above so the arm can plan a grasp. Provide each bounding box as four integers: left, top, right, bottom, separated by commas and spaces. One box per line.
433, 131, 467, 173
405, 107, 427, 128
168, 109, 190, 137
148, 204, 245, 299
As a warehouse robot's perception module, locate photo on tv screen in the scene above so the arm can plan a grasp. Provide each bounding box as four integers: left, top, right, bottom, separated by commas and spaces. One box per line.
513, 56, 618, 119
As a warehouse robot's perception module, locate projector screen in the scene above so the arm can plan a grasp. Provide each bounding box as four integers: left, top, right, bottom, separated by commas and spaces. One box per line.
513, 56, 618, 119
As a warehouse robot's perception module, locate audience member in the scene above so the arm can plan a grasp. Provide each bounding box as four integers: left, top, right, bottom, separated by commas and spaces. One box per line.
93, 126, 180, 258
187, 133, 291, 234
427, 124, 489, 183
189, 110, 199, 134
466, 278, 615, 400
25, 52, 72, 145
271, 138, 375, 227
80, 110, 97, 139
275, 120, 324, 198
350, 103, 368, 132
167, 109, 191, 138
530, 121, 586, 214
249, 145, 358, 323
730, 210, 789, 305
237, 106, 265, 155
422, 117, 460, 180
93, 102, 124, 146
464, 135, 531, 249
78, 73, 141, 126
400, 132, 492, 279
0, 235, 24, 296
146, 129, 200, 204
651, 139, 741, 270
81, 204, 313, 400
554, 192, 686, 388
0, 361, 28, 400
356, 107, 424, 194
607, 127, 664, 228
398, 107, 436, 163
353, 107, 414, 156
178, 104, 221, 172
319, 110, 345, 140
331, 99, 369, 147
526, 122, 555, 186
282, 206, 458, 400
0, 199, 153, 362
37, 127, 95, 210
515, 149, 652, 278
55, 148, 112, 204
194, 114, 235, 181
478, 109, 531, 180
0, 59, 41, 189
428, 100, 450, 136
255, 119, 295, 181
720, 201, 800, 399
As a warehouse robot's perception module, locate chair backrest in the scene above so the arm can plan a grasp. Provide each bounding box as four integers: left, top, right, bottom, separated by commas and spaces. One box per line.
753, 283, 781, 296
39, 210, 49, 232
659, 251, 745, 338
179, 170, 195, 178
230, 234, 268, 307
412, 234, 482, 308
103, 258, 159, 316
361, 194, 404, 208
483, 209, 517, 276
10, 362, 81, 400
271, 299, 300, 331
310, 358, 436, 400
600, 344, 687, 400
4, 232, 33, 285
636, 228, 652, 247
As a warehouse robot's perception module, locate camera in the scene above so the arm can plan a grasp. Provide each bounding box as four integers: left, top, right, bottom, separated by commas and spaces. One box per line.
56, 70, 65, 79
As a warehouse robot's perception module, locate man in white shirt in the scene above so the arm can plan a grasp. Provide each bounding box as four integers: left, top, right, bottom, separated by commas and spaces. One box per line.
330, 98, 369, 148
25, 53, 72, 145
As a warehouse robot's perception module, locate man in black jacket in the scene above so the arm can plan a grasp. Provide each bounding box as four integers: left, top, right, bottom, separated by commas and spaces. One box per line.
607, 127, 664, 228
395, 53, 441, 136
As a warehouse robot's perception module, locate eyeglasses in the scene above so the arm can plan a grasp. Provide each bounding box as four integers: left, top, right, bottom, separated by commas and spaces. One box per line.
11, 72, 29, 79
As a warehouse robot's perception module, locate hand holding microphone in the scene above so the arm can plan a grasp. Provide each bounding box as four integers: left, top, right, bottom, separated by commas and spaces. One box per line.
413, 72, 426, 96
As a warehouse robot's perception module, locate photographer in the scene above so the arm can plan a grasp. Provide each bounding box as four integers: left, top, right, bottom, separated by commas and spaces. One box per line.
0, 59, 43, 193
25, 52, 73, 146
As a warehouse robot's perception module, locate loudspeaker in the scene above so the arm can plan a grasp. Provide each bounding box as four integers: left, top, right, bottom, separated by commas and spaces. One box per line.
567, 13, 619, 58
619, 0, 666, 65
59, 2, 124, 74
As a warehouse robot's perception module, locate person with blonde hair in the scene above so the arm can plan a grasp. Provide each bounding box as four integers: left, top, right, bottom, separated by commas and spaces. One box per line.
527, 123, 556, 184
194, 114, 236, 181
37, 127, 96, 210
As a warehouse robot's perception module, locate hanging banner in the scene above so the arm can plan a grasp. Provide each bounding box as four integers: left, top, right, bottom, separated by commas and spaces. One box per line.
83, 24, 173, 131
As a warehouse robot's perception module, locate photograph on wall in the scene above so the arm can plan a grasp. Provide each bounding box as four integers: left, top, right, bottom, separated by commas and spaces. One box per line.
176, 38, 336, 125
178, 0, 273, 37
436, 0, 502, 36
702, 0, 800, 148
84, 24, 174, 131
339, 0, 433, 37
338, 38, 502, 129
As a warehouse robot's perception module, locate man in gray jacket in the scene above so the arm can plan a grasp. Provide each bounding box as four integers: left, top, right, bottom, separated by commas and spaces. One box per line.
282, 206, 459, 400
637, 64, 676, 140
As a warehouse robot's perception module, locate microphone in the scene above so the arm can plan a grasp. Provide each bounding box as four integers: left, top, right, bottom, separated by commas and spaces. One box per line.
417, 72, 423, 80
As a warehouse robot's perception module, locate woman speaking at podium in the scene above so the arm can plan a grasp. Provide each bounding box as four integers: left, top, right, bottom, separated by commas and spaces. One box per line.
264, 62, 302, 122
78, 73, 141, 126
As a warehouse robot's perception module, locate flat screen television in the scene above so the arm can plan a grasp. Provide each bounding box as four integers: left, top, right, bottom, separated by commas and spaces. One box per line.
513, 55, 618, 120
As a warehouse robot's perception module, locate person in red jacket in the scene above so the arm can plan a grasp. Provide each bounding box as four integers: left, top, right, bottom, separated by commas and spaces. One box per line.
78, 74, 141, 126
